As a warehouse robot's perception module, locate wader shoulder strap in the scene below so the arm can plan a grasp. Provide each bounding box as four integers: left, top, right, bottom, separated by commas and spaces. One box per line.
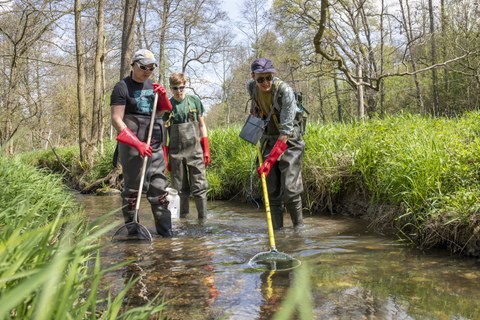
269, 80, 286, 131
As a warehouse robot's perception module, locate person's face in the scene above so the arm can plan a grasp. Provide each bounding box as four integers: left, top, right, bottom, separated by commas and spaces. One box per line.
252, 72, 273, 92
132, 62, 155, 82
170, 83, 186, 102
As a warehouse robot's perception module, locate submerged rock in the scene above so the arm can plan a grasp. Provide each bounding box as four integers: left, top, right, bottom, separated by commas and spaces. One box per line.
96, 187, 121, 196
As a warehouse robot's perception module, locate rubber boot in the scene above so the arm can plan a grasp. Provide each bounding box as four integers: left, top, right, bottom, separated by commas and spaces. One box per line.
122, 194, 138, 235
195, 197, 207, 219
179, 195, 190, 218
286, 199, 304, 228
270, 205, 284, 230
151, 203, 172, 237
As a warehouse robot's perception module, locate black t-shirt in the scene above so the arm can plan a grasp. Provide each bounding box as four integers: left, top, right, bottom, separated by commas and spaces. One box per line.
110, 76, 155, 115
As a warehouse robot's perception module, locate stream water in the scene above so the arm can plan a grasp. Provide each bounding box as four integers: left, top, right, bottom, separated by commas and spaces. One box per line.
78, 194, 480, 320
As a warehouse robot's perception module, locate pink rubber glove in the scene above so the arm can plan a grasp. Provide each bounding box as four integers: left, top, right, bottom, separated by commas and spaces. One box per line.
116, 127, 152, 157
152, 82, 173, 112
200, 137, 211, 167
257, 140, 288, 177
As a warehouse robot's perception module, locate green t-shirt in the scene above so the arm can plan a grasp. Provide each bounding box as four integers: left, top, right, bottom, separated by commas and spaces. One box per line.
163, 95, 205, 125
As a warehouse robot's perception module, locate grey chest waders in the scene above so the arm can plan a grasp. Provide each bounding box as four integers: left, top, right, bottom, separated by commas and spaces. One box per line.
168, 121, 207, 218
111, 92, 159, 242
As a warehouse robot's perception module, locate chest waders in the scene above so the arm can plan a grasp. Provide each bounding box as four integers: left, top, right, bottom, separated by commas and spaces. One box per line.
168, 121, 208, 219
255, 83, 305, 230
115, 109, 172, 238
261, 132, 305, 230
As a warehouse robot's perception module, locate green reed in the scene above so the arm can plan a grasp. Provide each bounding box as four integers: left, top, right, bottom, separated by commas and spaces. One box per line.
0, 156, 165, 319
207, 126, 259, 200
302, 113, 480, 249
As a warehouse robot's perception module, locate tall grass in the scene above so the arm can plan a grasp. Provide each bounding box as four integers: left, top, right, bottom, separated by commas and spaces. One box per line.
303, 113, 480, 252
0, 156, 166, 319
18, 112, 480, 255
207, 126, 261, 200
17, 139, 119, 190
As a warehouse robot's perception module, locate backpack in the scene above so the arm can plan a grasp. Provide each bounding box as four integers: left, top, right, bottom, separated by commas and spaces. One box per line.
274, 80, 309, 136
293, 91, 309, 136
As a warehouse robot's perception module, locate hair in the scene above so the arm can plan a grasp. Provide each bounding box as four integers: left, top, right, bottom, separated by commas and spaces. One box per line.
169, 72, 187, 86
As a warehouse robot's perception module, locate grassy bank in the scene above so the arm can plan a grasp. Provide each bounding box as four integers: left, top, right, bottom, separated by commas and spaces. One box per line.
302, 113, 480, 256
0, 156, 166, 319
208, 113, 480, 256
19, 112, 480, 257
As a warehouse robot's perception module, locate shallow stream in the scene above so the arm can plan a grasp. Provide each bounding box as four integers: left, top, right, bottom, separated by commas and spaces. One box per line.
78, 194, 480, 319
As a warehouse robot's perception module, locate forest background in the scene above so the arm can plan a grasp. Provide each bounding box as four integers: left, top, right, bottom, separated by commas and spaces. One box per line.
1, 0, 479, 163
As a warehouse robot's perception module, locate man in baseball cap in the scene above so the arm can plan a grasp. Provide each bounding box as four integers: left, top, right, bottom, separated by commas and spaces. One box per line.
111, 48, 173, 238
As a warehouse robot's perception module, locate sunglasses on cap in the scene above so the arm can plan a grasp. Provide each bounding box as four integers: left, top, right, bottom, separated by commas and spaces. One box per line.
136, 62, 155, 72
256, 75, 273, 84
172, 86, 186, 91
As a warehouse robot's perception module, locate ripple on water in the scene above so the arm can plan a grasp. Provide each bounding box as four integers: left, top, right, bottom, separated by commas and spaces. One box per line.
82, 196, 480, 320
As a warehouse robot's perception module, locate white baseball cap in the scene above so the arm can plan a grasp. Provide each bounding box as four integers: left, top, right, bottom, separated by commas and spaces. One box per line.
132, 49, 157, 66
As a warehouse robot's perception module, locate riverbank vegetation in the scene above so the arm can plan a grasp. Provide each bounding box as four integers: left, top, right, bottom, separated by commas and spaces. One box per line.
18, 112, 480, 257
0, 156, 166, 318
211, 113, 480, 257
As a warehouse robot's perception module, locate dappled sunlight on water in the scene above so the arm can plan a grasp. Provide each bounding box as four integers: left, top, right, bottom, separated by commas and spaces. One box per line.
77, 194, 480, 319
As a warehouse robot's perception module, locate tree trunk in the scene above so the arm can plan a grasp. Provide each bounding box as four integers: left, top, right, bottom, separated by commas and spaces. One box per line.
357, 64, 365, 121
441, 0, 449, 113
379, 0, 385, 117
93, 0, 105, 155
317, 76, 326, 123
158, 0, 170, 84
75, 0, 89, 164
120, 0, 138, 80
400, 0, 426, 115
428, 0, 440, 116
3, 57, 19, 155
333, 74, 343, 122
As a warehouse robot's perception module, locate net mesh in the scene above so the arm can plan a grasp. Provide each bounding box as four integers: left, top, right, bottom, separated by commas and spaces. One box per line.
249, 250, 301, 271
111, 222, 153, 242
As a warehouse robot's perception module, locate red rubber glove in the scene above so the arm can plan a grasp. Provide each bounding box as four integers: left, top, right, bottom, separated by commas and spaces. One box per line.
200, 137, 211, 167
116, 127, 152, 157
257, 140, 288, 177
162, 145, 171, 171
152, 82, 173, 112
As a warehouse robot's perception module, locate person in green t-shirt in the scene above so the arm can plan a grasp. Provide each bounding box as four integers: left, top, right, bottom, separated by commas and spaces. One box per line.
163, 72, 210, 219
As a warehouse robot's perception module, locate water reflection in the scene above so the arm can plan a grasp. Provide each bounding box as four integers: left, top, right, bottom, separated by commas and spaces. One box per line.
77, 194, 480, 320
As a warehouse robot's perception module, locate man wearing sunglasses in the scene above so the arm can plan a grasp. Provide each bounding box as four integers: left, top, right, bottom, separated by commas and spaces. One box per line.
162, 72, 210, 220
247, 57, 305, 230
110, 49, 174, 237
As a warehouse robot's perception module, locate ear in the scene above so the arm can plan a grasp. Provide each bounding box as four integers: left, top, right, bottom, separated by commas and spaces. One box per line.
251, 72, 255, 79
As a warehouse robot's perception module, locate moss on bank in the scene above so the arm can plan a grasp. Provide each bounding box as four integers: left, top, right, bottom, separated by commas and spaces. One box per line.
17, 112, 480, 257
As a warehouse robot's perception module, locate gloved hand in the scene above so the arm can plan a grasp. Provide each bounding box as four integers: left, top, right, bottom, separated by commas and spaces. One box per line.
200, 137, 211, 167
116, 127, 152, 157
162, 145, 171, 171
257, 140, 288, 177
152, 82, 173, 112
